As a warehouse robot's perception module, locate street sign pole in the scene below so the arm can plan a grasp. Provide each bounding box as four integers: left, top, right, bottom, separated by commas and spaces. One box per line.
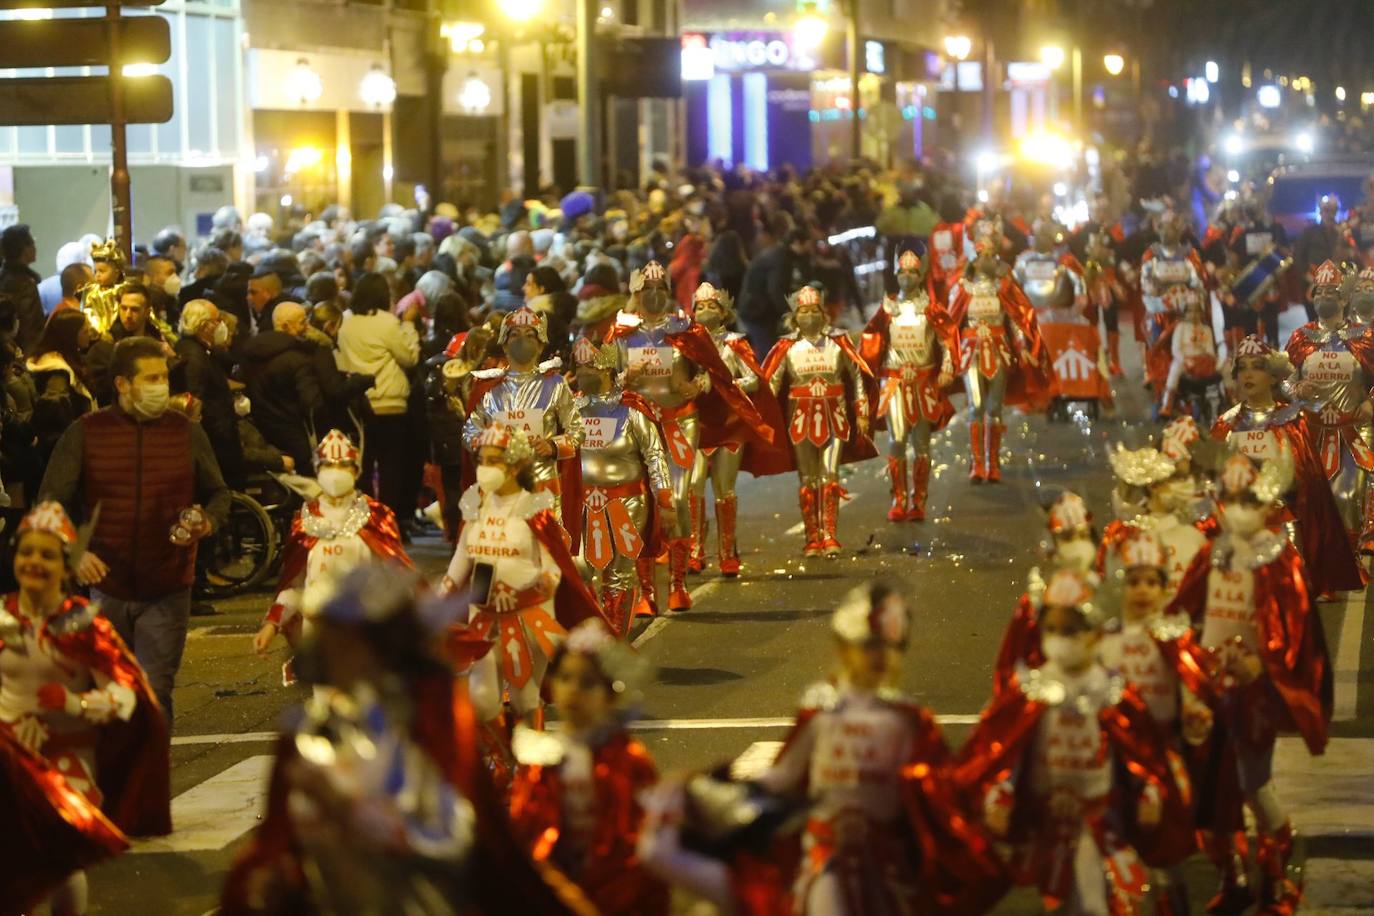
106, 3, 133, 264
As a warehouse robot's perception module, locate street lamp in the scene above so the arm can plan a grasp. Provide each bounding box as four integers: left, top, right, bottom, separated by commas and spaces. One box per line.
287, 57, 323, 106
359, 65, 397, 109
460, 73, 493, 113
1041, 45, 1065, 70
943, 34, 971, 62
499, 0, 543, 23
794, 1, 829, 49
1103, 53, 1124, 77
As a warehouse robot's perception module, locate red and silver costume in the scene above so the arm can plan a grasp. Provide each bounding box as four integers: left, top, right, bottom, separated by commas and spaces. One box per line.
1168, 450, 1331, 913
1098, 441, 1210, 599
464, 307, 584, 534
263, 430, 413, 679
1, 502, 171, 914
571, 337, 671, 636
861, 250, 957, 522
1284, 260, 1374, 542
762, 286, 877, 557
1211, 335, 1364, 595
608, 261, 774, 611
926, 219, 971, 306
222, 567, 587, 915
1012, 222, 1085, 316
508, 620, 669, 914
959, 570, 1194, 915
994, 491, 1100, 696
442, 427, 605, 723
756, 586, 1004, 915
687, 282, 785, 577
947, 250, 1052, 482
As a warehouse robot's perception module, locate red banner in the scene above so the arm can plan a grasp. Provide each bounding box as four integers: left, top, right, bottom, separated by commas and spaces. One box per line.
1041, 322, 1112, 401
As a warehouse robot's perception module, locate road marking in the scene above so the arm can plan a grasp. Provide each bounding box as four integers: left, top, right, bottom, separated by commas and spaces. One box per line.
731, 740, 784, 779
1333, 590, 1367, 721
130, 755, 274, 854
169, 714, 985, 747
631, 580, 718, 649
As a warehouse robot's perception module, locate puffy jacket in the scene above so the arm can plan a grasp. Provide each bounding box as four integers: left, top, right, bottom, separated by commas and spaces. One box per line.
238, 330, 322, 469
336, 310, 420, 415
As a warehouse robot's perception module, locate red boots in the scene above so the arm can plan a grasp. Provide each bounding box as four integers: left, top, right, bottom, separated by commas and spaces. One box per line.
601, 588, 631, 638
969, 421, 985, 482
886, 457, 908, 521
820, 482, 842, 556
986, 422, 1004, 483
716, 495, 741, 577
909, 456, 930, 521
633, 556, 658, 618
799, 486, 822, 557
688, 494, 706, 573
667, 539, 693, 611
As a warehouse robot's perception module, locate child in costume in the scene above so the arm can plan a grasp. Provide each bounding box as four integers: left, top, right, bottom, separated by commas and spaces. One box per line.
958, 568, 1193, 915
508, 618, 668, 914
1169, 447, 1331, 912
0, 502, 170, 914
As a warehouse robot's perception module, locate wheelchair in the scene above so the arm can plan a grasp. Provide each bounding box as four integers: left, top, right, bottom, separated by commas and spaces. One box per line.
197, 473, 305, 598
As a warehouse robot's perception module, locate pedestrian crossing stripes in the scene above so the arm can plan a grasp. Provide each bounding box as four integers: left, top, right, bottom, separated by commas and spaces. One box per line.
130, 755, 274, 855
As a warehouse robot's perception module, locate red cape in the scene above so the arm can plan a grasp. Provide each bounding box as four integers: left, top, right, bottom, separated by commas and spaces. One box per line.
992, 593, 1042, 696
1285, 321, 1374, 375
772, 698, 1007, 914
607, 319, 779, 454
947, 277, 1054, 412
1167, 538, 1331, 755
760, 332, 880, 469
860, 298, 959, 433
509, 731, 669, 915
221, 675, 596, 915
1210, 406, 1364, 594
725, 335, 793, 478
529, 508, 613, 633
954, 675, 1195, 870
272, 496, 414, 603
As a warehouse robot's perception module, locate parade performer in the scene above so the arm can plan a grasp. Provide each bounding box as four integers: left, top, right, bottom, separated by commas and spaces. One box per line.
1099, 531, 1215, 915
222, 566, 592, 915
687, 282, 787, 576
1013, 219, 1084, 315
252, 429, 413, 679
926, 202, 971, 305
508, 619, 668, 914
1083, 230, 1129, 376
464, 306, 584, 536
992, 490, 1098, 695
762, 285, 876, 557
754, 580, 1005, 915
1169, 449, 1331, 913
608, 260, 775, 611
860, 250, 957, 522
441, 426, 605, 726
1140, 214, 1206, 391
80, 237, 126, 336
957, 568, 1193, 916
1211, 335, 1364, 595
947, 242, 1052, 483
1350, 266, 1374, 327
1284, 260, 1374, 542
571, 336, 673, 635
1, 501, 171, 915
1099, 441, 1211, 598
1161, 293, 1221, 419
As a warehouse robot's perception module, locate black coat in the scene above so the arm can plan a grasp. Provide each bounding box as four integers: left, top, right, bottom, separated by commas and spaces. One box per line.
173, 336, 244, 487
0, 263, 44, 354
304, 330, 374, 439
237, 331, 322, 469
736, 243, 794, 326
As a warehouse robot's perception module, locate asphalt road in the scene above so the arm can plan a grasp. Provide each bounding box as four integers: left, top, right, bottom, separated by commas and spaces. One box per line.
85, 323, 1374, 914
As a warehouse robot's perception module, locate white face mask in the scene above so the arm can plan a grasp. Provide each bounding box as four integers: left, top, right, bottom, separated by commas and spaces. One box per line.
476, 465, 507, 494
233, 395, 251, 417
317, 466, 356, 498
128, 381, 169, 420
213, 321, 230, 346
1221, 503, 1265, 537
1042, 633, 1090, 669
163, 274, 182, 297
1055, 538, 1097, 572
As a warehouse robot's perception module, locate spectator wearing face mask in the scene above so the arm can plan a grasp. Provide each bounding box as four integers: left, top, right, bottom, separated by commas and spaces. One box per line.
39, 335, 231, 723
234, 393, 293, 474
173, 299, 245, 487
238, 301, 323, 471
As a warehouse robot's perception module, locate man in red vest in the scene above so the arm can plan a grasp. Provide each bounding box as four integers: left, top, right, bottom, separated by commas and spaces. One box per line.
40, 336, 230, 726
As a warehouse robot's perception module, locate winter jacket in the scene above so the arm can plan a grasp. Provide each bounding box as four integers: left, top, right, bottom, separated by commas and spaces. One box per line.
173, 335, 244, 487
336, 310, 420, 415
238, 330, 323, 469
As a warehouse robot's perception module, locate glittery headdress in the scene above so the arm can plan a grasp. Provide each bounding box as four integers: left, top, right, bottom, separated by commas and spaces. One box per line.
1232, 335, 1293, 377
18, 501, 78, 547
571, 335, 619, 371
499, 306, 549, 344
314, 429, 360, 468
1046, 491, 1092, 534
1108, 443, 1176, 487
89, 237, 125, 267
472, 425, 534, 464
897, 250, 921, 272
628, 259, 669, 294
787, 285, 824, 312
1160, 416, 1200, 463
830, 582, 910, 646
1218, 446, 1293, 504
1117, 531, 1167, 570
